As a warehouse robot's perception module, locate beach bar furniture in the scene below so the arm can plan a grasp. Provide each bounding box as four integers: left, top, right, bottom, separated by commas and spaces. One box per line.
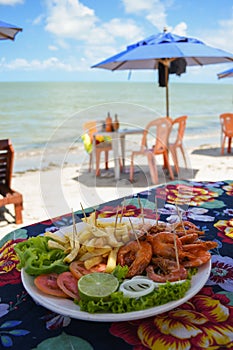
129, 117, 174, 184
168, 115, 188, 174
91, 127, 144, 180
0, 139, 23, 224
220, 113, 233, 155
83, 121, 112, 176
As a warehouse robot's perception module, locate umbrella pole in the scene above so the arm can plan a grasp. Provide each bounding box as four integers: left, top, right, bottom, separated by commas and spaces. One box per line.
166, 83, 169, 117
165, 64, 169, 117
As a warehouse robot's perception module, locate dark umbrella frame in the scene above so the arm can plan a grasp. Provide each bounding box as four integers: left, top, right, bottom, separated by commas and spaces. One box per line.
217, 67, 233, 79
92, 30, 233, 116
0, 20, 22, 41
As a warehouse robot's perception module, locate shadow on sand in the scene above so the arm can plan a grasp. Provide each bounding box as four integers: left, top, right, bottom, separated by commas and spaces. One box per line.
191, 146, 232, 157
0, 206, 16, 227
75, 164, 199, 190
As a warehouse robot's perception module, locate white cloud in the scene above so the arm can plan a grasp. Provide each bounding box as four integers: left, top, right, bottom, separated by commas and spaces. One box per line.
42, 0, 144, 65
48, 45, 58, 51
0, 56, 85, 72
122, 0, 168, 30
122, 0, 156, 13
44, 0, 142, 45
172, 22, 187, 36
33, 14, 45, 25
121, 0, 188, 37
203, 18, 233, 53
0, 0, 23, 4
103, 18, 142, 41
44, 0, 97, 40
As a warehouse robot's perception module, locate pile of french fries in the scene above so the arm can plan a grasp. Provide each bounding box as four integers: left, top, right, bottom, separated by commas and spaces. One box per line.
45, 213, 148, 273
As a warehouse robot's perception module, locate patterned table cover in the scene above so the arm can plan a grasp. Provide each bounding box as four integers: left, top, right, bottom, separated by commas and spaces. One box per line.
0, 180, 233, 350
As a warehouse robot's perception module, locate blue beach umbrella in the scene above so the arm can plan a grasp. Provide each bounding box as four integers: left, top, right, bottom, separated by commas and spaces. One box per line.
92, 29, 233, 116
217, 67, 233, 79
0, 20, 22, 41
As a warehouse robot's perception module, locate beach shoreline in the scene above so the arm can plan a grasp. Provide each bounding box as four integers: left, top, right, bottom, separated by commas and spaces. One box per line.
1, 141, 232, 239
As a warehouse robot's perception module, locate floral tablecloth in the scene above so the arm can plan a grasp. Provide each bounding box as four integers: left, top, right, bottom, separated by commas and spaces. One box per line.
0, 180, 233, 350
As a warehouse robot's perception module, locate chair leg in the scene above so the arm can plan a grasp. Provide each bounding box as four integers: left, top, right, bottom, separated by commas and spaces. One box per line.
15, 203, 23, 224
95, 151, 101, 176
221, 136, 226, 155
228, 137, 232, 153
163, 153, 168, 169
147, 153, 158, 184
129, 154, 135, 182
169, 147, 179, 175
119, 158, 123, 173
89, 153, 92, 172
104, 151, 109, 170
180, 145, 187, 168
163, 151, 174, 180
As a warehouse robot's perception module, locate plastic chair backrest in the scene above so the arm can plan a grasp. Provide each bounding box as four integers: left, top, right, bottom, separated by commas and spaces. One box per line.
170, 115, 187, 146
220, 113, 233, 135
141, 117, 172, 154
83, 121, 105, 140
83, 121, 98, 141
0, 139, 14, 188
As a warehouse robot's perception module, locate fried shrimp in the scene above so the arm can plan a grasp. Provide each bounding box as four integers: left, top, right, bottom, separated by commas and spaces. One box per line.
181, 240, 218, 251
117, 240, 152, 278
173, 221, 205, 236
180, 249, 212, 267
147, 222, 168, 235
146, 257, 188, 282
146, 232, 183, 259
179, 233, 199, 244
116, 221, 216, 280
179, 240, 217, 267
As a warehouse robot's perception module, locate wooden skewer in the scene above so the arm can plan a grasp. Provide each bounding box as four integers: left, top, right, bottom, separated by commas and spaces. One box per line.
155, 197, 158, 225
129, 217, 141, 249
120, 198, 125, 223
138, 195, 145, 225
80, 202, 87, 222
72, 208, 77, 248
175, 202, 186, 234
94, 207, 97, 227
172, 229, 180, 271
114, 207, 119, 232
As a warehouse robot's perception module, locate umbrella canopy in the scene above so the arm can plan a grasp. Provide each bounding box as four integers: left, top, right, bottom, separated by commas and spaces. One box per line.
217, 67, 233, 79
0, 20, 22, 41
92, 30, 233, 116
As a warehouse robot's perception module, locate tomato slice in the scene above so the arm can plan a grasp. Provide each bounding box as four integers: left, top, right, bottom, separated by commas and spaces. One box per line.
70, 261, 107, 280
57, 271, 79, 300
90, 263, 107, 272
69, 261, 90, 279
34, 273, 67, 298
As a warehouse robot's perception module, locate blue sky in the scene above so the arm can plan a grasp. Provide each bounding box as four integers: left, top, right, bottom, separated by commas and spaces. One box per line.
0, 0, 232, 82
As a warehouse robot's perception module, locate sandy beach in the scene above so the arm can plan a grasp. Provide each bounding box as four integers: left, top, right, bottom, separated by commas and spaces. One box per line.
1, 141, 232, 239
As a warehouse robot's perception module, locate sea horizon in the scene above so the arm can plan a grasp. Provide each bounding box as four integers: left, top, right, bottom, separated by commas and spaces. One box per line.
0, 81, 232, 172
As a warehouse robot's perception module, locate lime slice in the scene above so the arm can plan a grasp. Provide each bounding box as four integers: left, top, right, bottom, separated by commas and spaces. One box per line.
78, 272, 119, 301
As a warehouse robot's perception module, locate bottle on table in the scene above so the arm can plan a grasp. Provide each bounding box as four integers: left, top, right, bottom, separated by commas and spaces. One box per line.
105, 112, 113, 132
113, 114, 120, 131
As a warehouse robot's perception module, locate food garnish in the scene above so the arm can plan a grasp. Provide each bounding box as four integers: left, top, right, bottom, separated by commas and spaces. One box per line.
14, 217, 217, 314
78, 272, 119, 301
14, 236, 69, 275
119, 278, 155, 298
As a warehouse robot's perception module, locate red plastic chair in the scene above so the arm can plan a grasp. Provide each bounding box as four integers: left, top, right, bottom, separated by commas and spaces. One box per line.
169, 115, 188, 174
220, 113, 233, 155
129, 117, 174, 184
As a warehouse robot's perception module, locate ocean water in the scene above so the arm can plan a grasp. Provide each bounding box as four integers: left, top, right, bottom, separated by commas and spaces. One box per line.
0, 81, 232, 172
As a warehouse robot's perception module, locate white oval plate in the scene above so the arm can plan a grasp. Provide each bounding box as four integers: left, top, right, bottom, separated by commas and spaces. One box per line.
21, 217, 211, 322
